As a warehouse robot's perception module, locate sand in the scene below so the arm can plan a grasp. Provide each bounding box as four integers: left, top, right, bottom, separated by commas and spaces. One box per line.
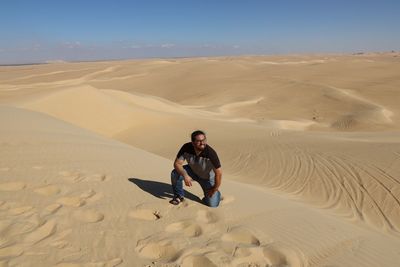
0, 53, 400, 266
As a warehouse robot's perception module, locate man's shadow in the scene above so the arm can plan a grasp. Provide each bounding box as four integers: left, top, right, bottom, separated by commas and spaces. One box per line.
128, 178, 203, 204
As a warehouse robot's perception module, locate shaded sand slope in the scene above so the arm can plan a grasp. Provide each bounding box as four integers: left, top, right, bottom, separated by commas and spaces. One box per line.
1, 106, 400, 266
17, 85, 171, 137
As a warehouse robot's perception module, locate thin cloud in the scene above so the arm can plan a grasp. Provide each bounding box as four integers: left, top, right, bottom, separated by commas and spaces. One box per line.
61, 41, 82, 49
161, 43, 175, 48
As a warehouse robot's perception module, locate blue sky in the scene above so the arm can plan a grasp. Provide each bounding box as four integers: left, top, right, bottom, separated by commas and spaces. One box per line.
1, 0, 399, 63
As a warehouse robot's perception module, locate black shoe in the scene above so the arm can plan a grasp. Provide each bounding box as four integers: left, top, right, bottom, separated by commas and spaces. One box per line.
169, 196, 184, 205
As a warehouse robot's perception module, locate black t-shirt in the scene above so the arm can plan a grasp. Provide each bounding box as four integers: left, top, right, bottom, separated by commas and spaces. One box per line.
177, 142, 221, 179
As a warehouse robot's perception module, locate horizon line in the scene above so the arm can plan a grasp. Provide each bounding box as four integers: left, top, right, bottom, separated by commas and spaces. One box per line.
1, 50, 399, 67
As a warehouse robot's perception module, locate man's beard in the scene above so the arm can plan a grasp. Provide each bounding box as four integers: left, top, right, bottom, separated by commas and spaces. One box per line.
197, 144, 206, 151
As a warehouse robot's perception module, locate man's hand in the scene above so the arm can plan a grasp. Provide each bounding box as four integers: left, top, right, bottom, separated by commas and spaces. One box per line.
184, 176, 192, 187
207, 186, 218, 197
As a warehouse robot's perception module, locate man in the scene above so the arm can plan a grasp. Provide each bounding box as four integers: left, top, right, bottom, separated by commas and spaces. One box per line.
170, 130, 222, 207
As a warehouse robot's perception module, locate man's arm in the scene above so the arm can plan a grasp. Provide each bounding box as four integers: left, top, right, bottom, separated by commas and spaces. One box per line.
173, 157, 192, 186
207, 167, 222, 197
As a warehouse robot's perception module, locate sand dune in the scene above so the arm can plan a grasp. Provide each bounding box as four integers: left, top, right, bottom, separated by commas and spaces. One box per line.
1, 54, 400, 266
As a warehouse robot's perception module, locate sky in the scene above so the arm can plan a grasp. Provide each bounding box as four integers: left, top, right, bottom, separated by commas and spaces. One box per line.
1, 0, 399, 64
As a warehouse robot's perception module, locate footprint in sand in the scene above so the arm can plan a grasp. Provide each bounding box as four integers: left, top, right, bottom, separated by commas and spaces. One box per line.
0, 182, 25, 191
0, 213, 40, 237
57, 196, 86, 207
8, 206, 34, 216
73, 209, 104, 223
0, 245, 24, 260
23, 219, 57, 245
80, 189, 96, 199
55, 263, 80, 267
43, 203, 62, 215
0, 236, 12, 250
50, 240, 69, 249
87, 191, 104, 202
58, 170, 84, 183
89, 258, 123, 267
59, 171, 110, 183
129, 209, 161, 221
222, 227, 260, 246
181, 255, 217, 267
56, 190, 98, 207
262, 243, 304, 267
196, 210, 218, 224
55, 258, 122, 267
165, 221, 202, 237
232, 246, 253, 258
34, 185, 61, 196
90, 258, 123, 267
102, 258, 123, 267
81, 189, 104, 203
84, 173, 110, 182
129, 202, 163, 221
136, 239, 179, 261
49, 229, 72, 249
210, 239, 296, 266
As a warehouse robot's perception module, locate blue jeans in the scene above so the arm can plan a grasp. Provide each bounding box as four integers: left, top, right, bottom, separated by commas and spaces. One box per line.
171, 165, 221, 207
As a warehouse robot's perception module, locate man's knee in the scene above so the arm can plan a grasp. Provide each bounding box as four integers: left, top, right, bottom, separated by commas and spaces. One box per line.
206, 201, 219, 208
171, 169, 180, 183
205, 199, 220, 208
204, 191, 221, 208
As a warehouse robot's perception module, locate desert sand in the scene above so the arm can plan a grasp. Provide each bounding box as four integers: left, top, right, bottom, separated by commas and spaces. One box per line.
0, 53, 400, 266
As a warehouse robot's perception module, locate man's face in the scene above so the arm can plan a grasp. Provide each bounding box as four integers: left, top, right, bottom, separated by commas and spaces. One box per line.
192, 134, 207, 151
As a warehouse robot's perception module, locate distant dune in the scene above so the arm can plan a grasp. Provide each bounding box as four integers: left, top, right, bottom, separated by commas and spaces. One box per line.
1, 54, 399, 266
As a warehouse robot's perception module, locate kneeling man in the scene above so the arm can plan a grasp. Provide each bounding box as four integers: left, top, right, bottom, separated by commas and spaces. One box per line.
170, 130, 222, 207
